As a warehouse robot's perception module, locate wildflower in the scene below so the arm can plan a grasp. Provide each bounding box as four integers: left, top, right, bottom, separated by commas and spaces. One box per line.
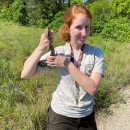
7, 83, 13, 88
1, 83, 12, 91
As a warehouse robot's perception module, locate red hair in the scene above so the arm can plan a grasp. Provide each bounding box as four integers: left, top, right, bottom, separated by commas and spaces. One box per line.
58, 5, 92, 42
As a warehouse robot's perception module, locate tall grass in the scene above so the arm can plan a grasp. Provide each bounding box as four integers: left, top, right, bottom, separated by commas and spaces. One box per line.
0, 21, 130, 129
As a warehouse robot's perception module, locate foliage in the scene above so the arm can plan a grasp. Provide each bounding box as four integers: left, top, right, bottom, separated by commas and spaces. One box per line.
100, 17, 130, 42
87, 0, 114, 34
86, 0, 98, 4
1, 21, 130, 129
0, 0, 130, 43
25, 0, 66, 27
0, 7, 11, 20
111, 0, 130, 18
0, 0, 14, 5
41, 0, 64, 23
70, 0, 83, 6
0, 0, 130, 128
36, 18, 49, 28
9, 0, 28, 25
48, 11, 65, 32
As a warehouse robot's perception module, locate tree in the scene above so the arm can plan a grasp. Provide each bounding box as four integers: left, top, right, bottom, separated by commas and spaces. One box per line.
70, 0, 83, 6
111, 0, 130, 18
87, 0, 114, 34
9, 0, 28, 25
86, 0, 98, 4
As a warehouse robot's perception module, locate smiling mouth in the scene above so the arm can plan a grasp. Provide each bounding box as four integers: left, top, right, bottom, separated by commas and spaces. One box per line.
81, 37, 85, 39
80, 37, 86, 41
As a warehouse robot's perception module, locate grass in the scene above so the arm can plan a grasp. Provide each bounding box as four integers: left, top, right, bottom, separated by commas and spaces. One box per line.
0, 20, 130, 129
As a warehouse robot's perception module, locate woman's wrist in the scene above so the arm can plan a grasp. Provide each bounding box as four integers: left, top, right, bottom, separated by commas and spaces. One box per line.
64, 59, 71, 70
37, 44, 48, 52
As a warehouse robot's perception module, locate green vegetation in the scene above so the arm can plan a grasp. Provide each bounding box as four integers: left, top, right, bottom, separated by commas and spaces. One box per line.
0, 20, 130, 129
0, 0, 130, 42
0, 0, 130, 129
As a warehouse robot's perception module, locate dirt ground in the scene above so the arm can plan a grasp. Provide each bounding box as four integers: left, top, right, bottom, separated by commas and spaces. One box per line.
95, 85, 130, 130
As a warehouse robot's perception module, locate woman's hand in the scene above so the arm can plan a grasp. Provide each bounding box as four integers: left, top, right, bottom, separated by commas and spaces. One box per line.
46, 55, 70, 68
38, 30, 54, 51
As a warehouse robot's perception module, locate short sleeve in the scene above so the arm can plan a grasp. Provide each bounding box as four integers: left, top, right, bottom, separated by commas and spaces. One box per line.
37, 51, 56, 74
92, 48, 104, 76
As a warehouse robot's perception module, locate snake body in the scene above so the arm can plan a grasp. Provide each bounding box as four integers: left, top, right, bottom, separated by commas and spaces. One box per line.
38, 28, 55, 67
45, 28, 55, 56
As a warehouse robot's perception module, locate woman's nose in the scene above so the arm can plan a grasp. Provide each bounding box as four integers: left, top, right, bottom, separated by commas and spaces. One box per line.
81, 28, 87, 35
81, 28, 90, 36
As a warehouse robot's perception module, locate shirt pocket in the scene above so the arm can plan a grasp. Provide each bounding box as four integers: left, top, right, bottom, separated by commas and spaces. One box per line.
85, 64, 94, 77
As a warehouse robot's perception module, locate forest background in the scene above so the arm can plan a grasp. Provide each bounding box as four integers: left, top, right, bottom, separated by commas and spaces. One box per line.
0, 0, 130, 129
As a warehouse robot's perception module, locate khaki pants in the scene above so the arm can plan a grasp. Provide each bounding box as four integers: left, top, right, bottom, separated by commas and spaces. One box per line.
46, 107, 97, 130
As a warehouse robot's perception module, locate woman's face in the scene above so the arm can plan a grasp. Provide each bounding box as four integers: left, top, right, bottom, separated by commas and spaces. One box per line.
69, 13, 91, 45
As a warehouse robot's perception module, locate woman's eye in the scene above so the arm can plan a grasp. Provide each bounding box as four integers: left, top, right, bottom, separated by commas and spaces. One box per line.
76, 26, 82, 29
85, 25, 90, 29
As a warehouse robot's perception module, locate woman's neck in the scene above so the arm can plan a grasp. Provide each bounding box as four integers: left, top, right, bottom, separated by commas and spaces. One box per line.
70, 43, 83, 50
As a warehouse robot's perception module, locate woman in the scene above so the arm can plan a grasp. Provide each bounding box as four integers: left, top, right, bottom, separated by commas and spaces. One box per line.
21, 5, 104, 130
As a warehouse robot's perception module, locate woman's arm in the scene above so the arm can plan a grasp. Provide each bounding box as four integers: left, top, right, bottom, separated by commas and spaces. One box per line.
65, 60, 102, 95
46, 55, 103, 95
21, 32, 53, 79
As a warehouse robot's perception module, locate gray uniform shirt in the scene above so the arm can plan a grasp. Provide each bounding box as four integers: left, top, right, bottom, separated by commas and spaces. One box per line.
37, 43, 104, 118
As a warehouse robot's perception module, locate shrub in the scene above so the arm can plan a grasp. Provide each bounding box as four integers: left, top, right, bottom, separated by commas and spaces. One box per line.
27, 4, 43, 26
87, 0, 114, 34
111, 0, 130, 19
9, 0, 28, 25
70, 0, 83, 6
36, 18, 49, 28
0, 7, 11, 20
48, 11, 65, 32
100, 17, 130, 42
